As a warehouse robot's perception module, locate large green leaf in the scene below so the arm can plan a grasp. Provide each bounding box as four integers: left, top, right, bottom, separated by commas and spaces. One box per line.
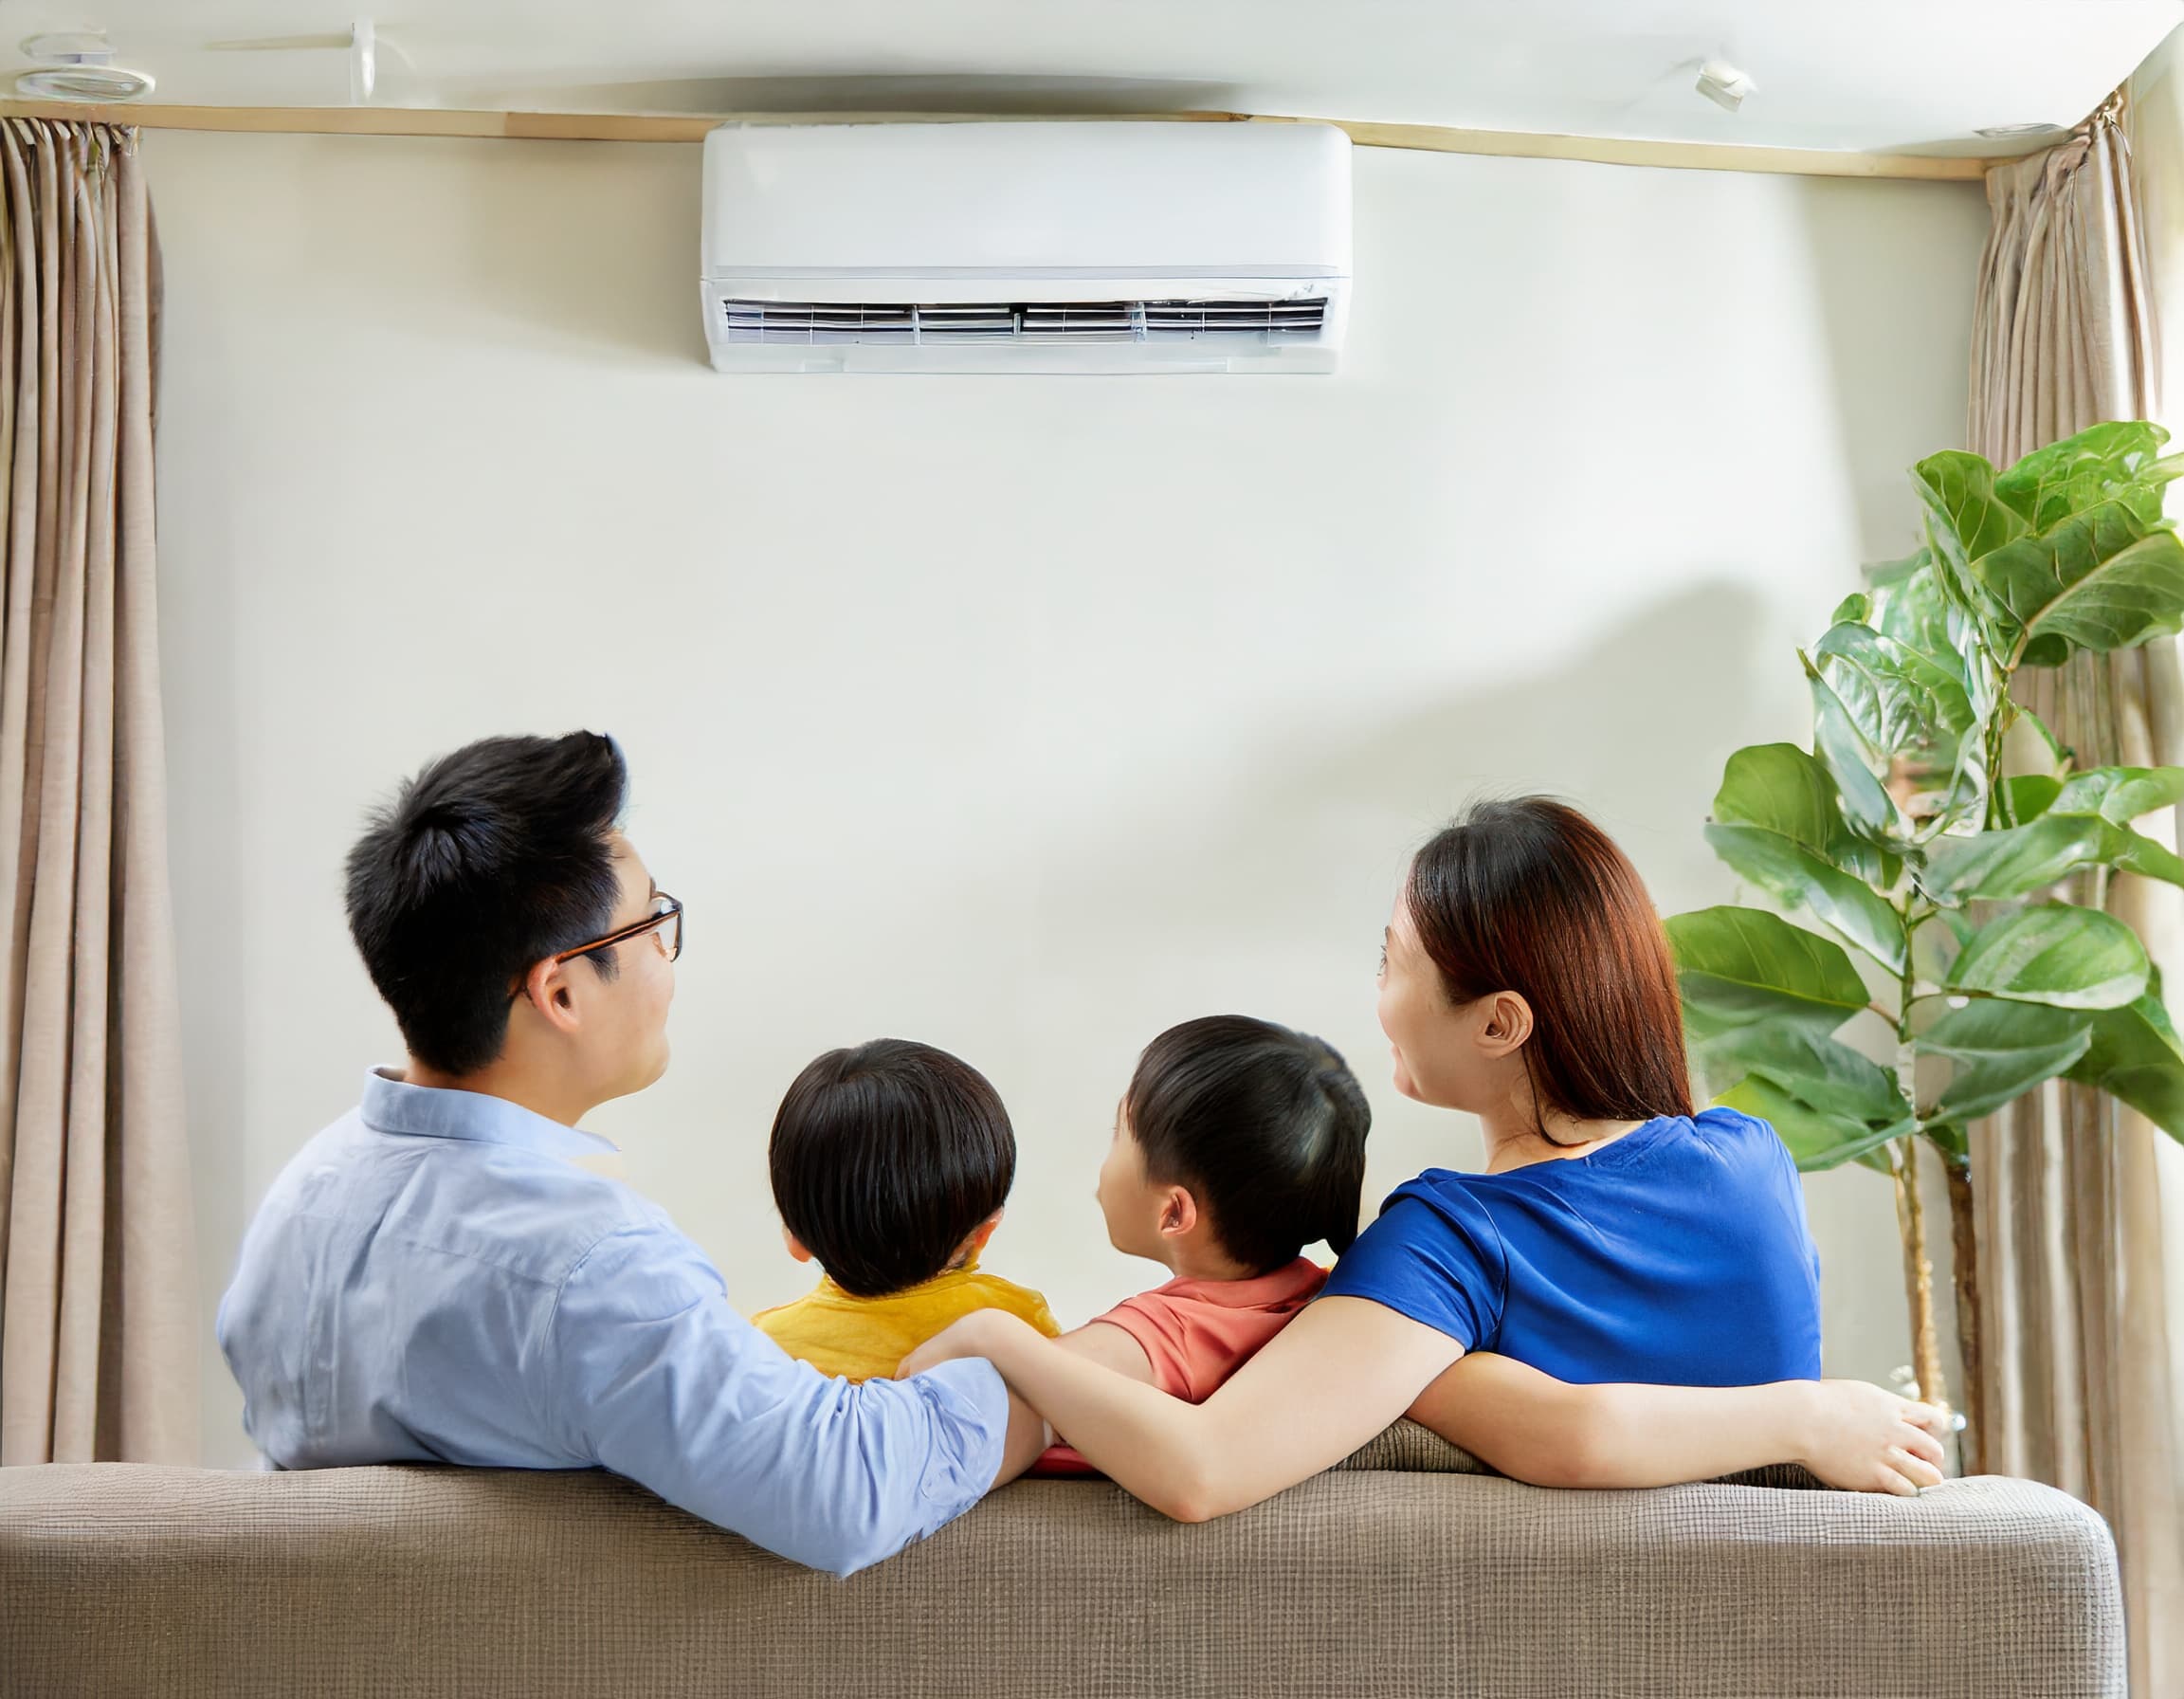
1944, 904, 2151, 1010
1802, 621, 1984, 841
1811, 621, 1977, 763
1806, 659, 1909, 841
1866, 551, 1977, 688
1992, 421, 2175, 531
1666, 907, 1872, 1038
1715, 1074, 1907, 1172
1924, 765, 2184, 901
1924, 814, 2184, 900
2067, 994, 2184, 1141
1913, 450, 2030, 578
1704, 824, 1907, 973
1712, 743, 1887, 882
1919, 1000, 2093, 1124
1968, 501, 2184, 662
1697, 1021, 1909, 1126
2048, 765, 2184, 825
2003, 773, 2064, 823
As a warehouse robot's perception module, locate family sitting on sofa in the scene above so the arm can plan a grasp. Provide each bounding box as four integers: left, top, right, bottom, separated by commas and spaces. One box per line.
215, 731, 1950, 1576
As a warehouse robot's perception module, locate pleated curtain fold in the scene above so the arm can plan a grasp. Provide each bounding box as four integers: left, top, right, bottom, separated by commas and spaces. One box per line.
0, 119, 195, 1466
1965, 98, 2184, 1699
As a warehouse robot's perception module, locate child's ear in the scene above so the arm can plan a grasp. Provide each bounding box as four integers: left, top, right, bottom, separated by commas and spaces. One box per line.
782, 1227, 813, 1265
1156, 1185, 1200, 1239
963, 1210, 1004, 1257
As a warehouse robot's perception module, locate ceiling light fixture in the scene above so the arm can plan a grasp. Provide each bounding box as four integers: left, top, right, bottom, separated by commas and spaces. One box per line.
15, 31, 155, 103
1695, 58, 1756, 114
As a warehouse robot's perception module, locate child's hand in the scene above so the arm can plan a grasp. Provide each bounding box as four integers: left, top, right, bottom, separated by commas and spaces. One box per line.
1796, 1380, 1951, 1495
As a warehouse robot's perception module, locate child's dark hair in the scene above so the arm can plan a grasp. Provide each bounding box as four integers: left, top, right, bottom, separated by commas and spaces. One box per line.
1125, 1015, 1370, 1275
769, 1039, 1016, 1299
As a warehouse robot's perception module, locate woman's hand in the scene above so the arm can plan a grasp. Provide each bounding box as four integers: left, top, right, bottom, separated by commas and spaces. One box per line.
1794, 1380, 1951, 1495
900, 1309, 1030, 1379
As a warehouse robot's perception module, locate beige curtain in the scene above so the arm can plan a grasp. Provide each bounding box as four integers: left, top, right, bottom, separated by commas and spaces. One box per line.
1966, 97, 2184, 1699
0, 120, 194, 1465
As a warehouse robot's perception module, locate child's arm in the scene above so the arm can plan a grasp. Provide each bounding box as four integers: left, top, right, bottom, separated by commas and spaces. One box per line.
1408, 1353, 1949, 1494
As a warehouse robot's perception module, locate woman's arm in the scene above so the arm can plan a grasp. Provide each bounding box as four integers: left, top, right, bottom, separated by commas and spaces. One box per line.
902, 1295, 1464, 1522
1049, 1320, 1157, 1384
1408, 1354, 1949, 1494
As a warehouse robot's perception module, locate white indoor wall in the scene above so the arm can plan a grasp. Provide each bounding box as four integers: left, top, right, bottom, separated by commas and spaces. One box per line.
144, 131, 1989, 1466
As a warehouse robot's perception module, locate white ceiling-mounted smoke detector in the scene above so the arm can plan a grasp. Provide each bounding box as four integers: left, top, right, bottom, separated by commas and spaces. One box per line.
15, 31, 155, 102
1695, 58, 1756, 114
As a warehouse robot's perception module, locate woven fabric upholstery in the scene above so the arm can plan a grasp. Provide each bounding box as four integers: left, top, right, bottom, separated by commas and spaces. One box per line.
0, 1451, 2120, 1698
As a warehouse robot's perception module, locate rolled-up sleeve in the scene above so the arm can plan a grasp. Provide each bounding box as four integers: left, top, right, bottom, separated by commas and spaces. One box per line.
542, 1226, 1010, 1577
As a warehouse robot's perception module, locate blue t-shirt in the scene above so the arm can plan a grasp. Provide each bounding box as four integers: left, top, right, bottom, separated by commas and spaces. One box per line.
1320, 1107, 1822, 1385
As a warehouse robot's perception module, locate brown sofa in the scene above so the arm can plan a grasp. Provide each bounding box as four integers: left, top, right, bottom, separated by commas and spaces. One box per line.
0, 1422, 2122, 1698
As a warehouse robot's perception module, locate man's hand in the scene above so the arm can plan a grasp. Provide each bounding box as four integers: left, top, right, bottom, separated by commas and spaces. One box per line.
1794, 1380, 1951, 1495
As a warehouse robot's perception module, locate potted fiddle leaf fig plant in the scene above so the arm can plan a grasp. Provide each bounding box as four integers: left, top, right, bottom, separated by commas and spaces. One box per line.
1666, 421, 2184, 1466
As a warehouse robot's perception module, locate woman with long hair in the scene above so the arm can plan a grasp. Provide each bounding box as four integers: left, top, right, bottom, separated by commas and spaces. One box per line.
907, 798, 1947, 1515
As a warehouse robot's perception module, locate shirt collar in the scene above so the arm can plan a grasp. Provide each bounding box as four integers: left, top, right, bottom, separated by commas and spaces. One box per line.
815, 1251, 984, 1304
360, 1068, 619, 1161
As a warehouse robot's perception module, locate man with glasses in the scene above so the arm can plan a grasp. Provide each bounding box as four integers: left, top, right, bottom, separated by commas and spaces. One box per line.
218, 732, 1040, 1575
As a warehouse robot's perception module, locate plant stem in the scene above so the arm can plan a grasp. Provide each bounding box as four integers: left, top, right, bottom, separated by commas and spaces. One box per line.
1944, 1154, 1984, 1473
1892, 898, 1950, 1416
1890, 1138, 1947, 1413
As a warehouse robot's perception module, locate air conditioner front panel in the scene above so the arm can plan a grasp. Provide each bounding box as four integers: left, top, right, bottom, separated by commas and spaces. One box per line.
699, 121, 1351, 375
701, 121, 1351, 278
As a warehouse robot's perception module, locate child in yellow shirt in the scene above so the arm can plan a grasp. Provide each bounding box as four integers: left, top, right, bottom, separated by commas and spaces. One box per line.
753, 1038, 1059, 1380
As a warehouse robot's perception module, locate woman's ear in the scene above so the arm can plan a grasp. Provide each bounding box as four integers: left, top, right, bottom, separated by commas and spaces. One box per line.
1156, 1185, 1201, 1239
1477, 990, 1536, 1058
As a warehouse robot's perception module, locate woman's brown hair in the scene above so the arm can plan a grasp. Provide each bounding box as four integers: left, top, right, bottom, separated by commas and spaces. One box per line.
1406, 797, 1692, 1137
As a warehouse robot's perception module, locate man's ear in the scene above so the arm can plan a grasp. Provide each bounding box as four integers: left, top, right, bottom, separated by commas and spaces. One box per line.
782, 1227, 813, 1265
518, 955, 584, 1038
1156, 1185, 1201, 1239
1477, 990, 1535, 1059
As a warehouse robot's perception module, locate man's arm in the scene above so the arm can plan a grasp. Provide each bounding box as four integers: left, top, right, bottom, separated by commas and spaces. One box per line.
545, 1228, 1015, 1577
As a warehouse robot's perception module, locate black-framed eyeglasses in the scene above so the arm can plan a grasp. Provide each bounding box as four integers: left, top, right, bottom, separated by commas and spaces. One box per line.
552, 891, 684, 967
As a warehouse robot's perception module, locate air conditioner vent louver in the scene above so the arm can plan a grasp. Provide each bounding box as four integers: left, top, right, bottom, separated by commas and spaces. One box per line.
720, 297, 1330, 347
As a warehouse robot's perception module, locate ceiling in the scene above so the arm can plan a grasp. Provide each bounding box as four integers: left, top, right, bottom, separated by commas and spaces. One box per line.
3, 1, 2179, 155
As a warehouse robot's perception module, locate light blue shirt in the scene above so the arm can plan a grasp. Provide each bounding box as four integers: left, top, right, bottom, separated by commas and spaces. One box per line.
217, 1070, 1011, 1577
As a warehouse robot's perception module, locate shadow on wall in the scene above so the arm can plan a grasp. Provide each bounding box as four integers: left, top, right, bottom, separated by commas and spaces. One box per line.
1040, 579, 1779, 953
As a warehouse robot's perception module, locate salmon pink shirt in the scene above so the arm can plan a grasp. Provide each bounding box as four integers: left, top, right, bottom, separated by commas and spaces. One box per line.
1036, 1256, 1326, 1474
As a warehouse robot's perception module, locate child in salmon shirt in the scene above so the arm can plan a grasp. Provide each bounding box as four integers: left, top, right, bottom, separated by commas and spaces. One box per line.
1038, 1014, 1366, 1472
753, 1039, 1060, 1380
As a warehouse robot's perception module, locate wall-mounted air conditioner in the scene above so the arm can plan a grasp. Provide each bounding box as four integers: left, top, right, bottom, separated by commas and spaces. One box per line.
701, 120, 1352, 375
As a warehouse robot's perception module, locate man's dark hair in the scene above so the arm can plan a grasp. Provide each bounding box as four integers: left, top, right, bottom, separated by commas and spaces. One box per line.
1125, 1015, 1371, 1275
345, 732, 628, 1076
769, 1039, 1016, 1299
